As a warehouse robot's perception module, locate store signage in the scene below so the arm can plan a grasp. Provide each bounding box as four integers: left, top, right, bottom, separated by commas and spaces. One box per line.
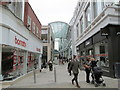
117, 32, 120, 35
36, 48, 41, 52
101, 28, 109, 36
15, 36, 26, 47
85, 41, 90, 46
85, 38, 92, 47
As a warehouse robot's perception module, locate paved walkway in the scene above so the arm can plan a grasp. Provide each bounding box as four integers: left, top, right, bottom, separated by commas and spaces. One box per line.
2, 63, 119, 88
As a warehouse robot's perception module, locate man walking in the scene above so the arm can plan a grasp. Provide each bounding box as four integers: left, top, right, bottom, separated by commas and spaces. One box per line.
67, 59, 72, 76
69, 55, 80, 88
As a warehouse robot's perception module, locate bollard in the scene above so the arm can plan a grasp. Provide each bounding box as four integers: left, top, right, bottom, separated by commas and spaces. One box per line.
54, 67, 56, 82
33, 69, 36, 83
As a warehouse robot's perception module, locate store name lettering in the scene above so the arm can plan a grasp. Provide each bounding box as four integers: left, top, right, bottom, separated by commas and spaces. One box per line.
101, 33, 108, 36
15, 36, 26, 47
85, 41, 90, 46
36, 48, 41, 52
117, 32, 120, 35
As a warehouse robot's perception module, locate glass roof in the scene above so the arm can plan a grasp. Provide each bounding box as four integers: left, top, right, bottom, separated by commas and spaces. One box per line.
49, 21, 69, 39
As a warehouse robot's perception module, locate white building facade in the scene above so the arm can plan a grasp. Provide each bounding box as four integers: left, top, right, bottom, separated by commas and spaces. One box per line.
0, 1, 43, 80
70, 0, 120, 77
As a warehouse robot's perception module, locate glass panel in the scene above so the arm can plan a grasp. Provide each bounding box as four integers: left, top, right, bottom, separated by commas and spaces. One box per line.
49, 22, 69, 38
76, 23, 79, 37
80, 17, 84, 33
85, 3, 91, 27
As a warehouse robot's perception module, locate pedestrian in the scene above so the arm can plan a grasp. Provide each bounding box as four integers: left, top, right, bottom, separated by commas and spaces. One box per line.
90, 57, 98, 83
69, 55, 80, 88
67, 58, 72, 76
83, 57, 91, 83
48, 60, 53, 71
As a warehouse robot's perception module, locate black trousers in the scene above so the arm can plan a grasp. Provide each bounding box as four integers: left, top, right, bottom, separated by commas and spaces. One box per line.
85, 68, 91, 83
72, 73, 79, 85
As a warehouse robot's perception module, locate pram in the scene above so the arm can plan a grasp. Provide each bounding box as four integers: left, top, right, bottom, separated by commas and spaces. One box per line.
91, 66, 106, 87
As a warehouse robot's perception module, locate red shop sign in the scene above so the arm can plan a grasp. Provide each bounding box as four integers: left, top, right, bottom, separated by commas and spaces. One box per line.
15, 36, 26, 47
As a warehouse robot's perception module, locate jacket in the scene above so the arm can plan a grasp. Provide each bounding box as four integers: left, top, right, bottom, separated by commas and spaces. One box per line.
69, 59, 80, 74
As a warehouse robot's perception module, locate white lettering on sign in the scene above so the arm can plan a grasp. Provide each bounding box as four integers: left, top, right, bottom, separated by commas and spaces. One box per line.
117, 32, 120, 35
15, 36, 26, 47
101, 33, 108, 36
85, 41, 90, 46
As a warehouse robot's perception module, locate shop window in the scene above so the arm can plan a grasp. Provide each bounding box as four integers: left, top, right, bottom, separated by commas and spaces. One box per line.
100, 46, 105, 54
87, 49, 93, 55
100, 57, 109, 67
81, 51, 85, 56
2, 52, 13, 77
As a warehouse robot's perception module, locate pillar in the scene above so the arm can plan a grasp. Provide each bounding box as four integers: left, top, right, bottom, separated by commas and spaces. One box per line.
107, 25, 120, 77
23, 51, 28, 74
38, 54, 42, 70
48, 45, 51, 61
0, 44, 3, 80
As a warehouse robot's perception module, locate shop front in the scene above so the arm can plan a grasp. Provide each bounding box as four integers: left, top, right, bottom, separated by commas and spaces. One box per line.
93, 32, 109, 76
0, 27, 42, 81
101, 24, 120, 78
77, 24, 120, 78
1, 28, 28, 80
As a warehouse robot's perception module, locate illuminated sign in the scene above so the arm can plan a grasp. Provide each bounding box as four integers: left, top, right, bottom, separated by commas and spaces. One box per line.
15, 36, 26, 47
101, 27, 110, 36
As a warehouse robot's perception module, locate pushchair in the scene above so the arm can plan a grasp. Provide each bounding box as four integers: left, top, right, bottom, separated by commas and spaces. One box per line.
90, 60, 106, 87
91, 66, 106, 87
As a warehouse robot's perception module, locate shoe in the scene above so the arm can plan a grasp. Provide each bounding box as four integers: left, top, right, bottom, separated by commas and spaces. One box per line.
76, 85, 80, 88
86, 81, 90, 83
91, 80, 94, 84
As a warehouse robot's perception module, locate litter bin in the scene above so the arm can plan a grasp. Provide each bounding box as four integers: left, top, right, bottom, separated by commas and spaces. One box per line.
114, 62, 120, 78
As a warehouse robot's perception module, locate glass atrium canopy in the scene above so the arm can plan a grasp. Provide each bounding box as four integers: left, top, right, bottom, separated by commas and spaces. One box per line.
49, 21, 69, 39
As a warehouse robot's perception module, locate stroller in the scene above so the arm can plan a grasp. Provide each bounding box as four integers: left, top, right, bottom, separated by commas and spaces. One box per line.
91, 61, 106, 87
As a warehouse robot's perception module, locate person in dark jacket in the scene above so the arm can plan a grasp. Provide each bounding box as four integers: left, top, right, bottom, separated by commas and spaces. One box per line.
90, 58, 98, 83
83, 57, 91, 83
67, 59, 72, 76
69, 55, 80, 88
48, 60, 53, 71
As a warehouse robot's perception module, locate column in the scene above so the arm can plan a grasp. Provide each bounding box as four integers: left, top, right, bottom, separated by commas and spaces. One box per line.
38, 54, 42, 70
48, 45, 51, 61
23, 51, 28, 74
0, 44, 3, 80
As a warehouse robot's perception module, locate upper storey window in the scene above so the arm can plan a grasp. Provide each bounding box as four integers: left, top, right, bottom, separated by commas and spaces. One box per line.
27, 16, 31, 30
85, 3, 91, 28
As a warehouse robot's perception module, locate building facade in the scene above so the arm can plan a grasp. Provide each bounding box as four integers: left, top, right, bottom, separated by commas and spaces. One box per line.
41, 25, 54, 65
70, 0, 120, 78
0, 1, 43, 80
